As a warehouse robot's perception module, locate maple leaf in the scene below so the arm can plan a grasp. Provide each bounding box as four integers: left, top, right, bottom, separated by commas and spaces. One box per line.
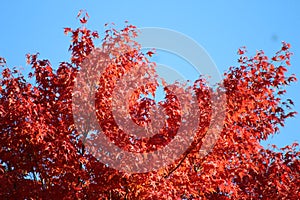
64, 27, 72, 35
146, 51, 154, 57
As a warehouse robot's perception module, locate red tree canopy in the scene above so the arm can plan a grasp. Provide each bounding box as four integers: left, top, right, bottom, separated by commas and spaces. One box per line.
0, 12, 299, 199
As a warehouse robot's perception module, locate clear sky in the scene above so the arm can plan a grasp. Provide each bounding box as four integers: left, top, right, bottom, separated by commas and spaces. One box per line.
1, 0, 299, 148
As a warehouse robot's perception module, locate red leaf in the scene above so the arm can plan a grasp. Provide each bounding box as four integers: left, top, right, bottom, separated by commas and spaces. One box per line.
237, 49, 244, 55
80, 17, 88, 24
64, 27, 72, 35
146, 51, 154, 57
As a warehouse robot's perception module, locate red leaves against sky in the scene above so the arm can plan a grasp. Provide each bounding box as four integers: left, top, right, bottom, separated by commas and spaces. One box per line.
0, 13, 299, 199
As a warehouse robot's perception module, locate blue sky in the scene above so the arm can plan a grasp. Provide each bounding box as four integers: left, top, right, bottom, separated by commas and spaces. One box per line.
1, 1, 299, 148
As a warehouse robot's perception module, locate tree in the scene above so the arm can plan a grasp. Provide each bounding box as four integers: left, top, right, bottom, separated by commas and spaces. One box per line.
0, 11, 299, 199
